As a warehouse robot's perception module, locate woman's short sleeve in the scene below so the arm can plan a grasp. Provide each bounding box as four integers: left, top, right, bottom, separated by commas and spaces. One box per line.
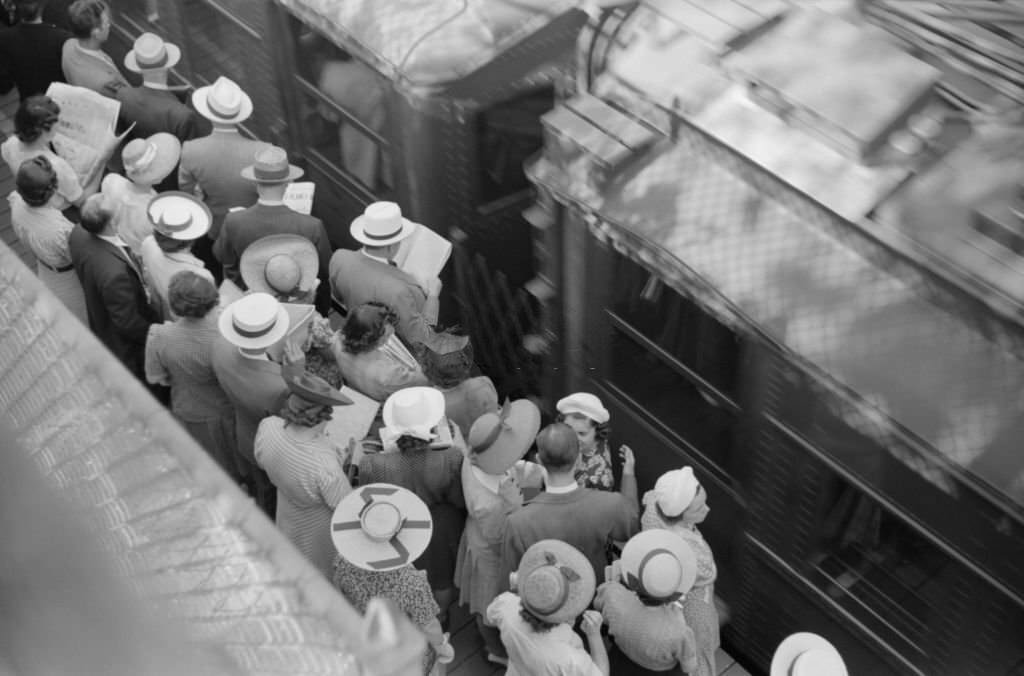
51, 154, 83, 204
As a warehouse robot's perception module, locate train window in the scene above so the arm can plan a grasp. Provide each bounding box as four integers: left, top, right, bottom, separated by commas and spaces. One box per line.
288, 20, 393, 195
477, 87, 553, 205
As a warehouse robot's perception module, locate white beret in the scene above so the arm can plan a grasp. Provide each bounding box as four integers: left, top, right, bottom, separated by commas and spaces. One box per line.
556, 392, 610, 424
653, 467, 698, 517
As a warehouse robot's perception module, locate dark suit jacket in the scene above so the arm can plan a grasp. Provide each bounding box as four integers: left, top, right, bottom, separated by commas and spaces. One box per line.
115, 85, 212, 191
0, 21, 71, 99
214, 203, 332, 314
69, 226, 158, 379
329, 249, 436, 348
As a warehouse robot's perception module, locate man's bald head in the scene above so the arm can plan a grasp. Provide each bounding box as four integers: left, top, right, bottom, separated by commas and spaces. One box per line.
536, 422, 579, 473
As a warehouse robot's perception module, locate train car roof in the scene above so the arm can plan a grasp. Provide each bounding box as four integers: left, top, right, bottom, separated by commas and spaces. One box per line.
275, 0, 580, 87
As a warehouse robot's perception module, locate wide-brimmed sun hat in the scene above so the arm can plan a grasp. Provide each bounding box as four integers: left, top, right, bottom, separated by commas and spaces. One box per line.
653, 467, 699, 518
218, 292, 290, 350
147, 191, 211, 241
556, 392, 610, 424
240, 234, 318, 297
331, 483, 433, 572
124, 32, 181, 73
350, 201, 418, 247
192, 76, 253, 124
285, 371, 352, 407
467, 399, 541, 475
382, 387, 446, 442
515, 540, 596, 625
240, 146, 304, 184
771, 633, 848, 676
122, 132, 181, 186
620, 529, 698, 604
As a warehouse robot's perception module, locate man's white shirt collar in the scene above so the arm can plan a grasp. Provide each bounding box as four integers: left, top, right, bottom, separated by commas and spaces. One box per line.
361, 249, 390, 264
545, 481, 578, 494
257, 198, 284, 206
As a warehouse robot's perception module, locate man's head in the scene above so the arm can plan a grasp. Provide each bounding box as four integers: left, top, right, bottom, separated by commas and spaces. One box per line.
67, 0, 110, 42
536, 422, 580, 473
14, 0, 45, 22
79, 194, 114, 236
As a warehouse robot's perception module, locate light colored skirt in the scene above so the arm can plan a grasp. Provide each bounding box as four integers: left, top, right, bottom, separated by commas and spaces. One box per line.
37, 265, 87, 325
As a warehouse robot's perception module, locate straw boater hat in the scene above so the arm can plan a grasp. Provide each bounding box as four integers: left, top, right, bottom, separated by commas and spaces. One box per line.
218, 292, 290, 350
771, 633, 849, 676
147, 191, 211, 241
331, 483, 433, 572
285, 371, 352, 407
556, 392, 610, 424
467, 399, 541, 475
240, 146, 304, 184
350, 202, 418, 248
382, 387, 446, 442
240, 234, 318, 297
192, 76, 253, 124
620, 529, 698, 604
122, 133, 181, 186
653, 467, 700, 518
124, 33, 181, 73
514, 540, 596, 625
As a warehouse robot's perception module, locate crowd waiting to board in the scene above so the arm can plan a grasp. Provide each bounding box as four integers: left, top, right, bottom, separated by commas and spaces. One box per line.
1, 2, 851, 674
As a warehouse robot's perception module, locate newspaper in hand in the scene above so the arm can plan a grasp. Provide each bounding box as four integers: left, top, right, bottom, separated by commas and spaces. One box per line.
283, 181, 315, 215
45, 83, 126, 192
392, 223, 452, 293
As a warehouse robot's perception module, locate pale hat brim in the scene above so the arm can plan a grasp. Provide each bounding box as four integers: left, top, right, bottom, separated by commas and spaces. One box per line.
239, 164, 304, 184
516, 539, 596, 624
147, 190, 211, 241
620, 529, 698, 599
239, 234, 319, 295
350, 214, 418, 247
217, 301, 289, 350
556, 392, 610, 424
331, 483, 433, 572
124, 42, 182, 73
126, 132, 182, 186
468, 399, 541, 475
771, 633, 848, 676
382, 387, 446, 438
192, 84, 254, 124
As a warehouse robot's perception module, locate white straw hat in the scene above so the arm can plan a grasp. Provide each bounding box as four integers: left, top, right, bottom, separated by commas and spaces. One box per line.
382, 387, 446, 442
217, 292, 290, 350
771, 633, 849, 676
124, 32, 181, 73
147, 191, 211, 241
192, 76, 254, 124
331, 483, 433, 572
350, 202, 418, 247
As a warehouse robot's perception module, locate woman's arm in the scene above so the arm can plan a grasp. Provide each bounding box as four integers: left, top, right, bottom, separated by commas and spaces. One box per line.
581, 610, 610, 676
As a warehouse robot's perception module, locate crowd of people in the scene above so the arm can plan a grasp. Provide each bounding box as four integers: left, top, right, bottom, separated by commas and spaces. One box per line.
1, 1, 851, 674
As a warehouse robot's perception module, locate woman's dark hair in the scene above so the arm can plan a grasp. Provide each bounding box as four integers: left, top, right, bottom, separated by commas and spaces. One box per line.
167, 271, 218, 319
15, 0, 44, 22
154, 231, 192, 254
341, 302, 396, 354
518, 605, 556, 633
67, 0, 107, 39
395, 435, 431, 454
555, 412, 610, 443
14, 95, 60, 144
420, 338, 473, 389
15, 155, 57, 207
279, 394, 334, 428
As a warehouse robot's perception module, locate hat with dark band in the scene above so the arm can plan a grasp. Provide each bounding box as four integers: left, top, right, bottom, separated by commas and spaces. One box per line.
514, 540, 596, 625
217, 292, 290, 350
240, 234, 318, 298
124, 33, 181, 73
350, 201, 418, 247
240, 146, 304, 184
147, 191, 211, 241
620, 529, 697, 605
331, 483, 433, 572
192, 76, 254, 124
467, 399, 541, 475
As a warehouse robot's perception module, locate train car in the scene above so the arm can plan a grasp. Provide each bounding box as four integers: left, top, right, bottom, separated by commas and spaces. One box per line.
529, 2, 1024, 674
105, 0, 590, 397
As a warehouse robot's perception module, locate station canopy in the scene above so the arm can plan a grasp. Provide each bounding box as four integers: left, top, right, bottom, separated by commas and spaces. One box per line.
275, 0, 580, 86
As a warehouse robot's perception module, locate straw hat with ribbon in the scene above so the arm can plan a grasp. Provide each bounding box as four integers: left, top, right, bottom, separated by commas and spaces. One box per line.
620, 529, 698, 605
467, 399, 541, 475
331, 483, 433, 572
514, 540, 596, 625
192, 76, 253, 124
124, 32, 181, 73
122, 133, 181, 186
218, 292, 289, 350
240, 234, 318, 298
382, 387, 446, 442
771, 633, 848, 676
350, 201, 418, 247
147, 191, 211, 241
240, 146, 304, 184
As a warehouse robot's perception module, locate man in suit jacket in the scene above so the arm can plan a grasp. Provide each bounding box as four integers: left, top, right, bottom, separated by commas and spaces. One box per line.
0, 0, 71, 101
211, 293, 302, 516
179, 76, 269, 281
61, 0, 127, 98
115, 33, 211, 191
330, 201, 444, 350
69, 193, 159, 386
214, 146, 332, 315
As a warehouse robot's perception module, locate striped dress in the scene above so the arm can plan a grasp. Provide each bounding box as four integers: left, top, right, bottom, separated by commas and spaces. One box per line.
254, 417, 352, 578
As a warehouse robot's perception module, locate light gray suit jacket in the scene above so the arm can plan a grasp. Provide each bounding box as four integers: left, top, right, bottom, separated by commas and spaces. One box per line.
178, 130, 269, 239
